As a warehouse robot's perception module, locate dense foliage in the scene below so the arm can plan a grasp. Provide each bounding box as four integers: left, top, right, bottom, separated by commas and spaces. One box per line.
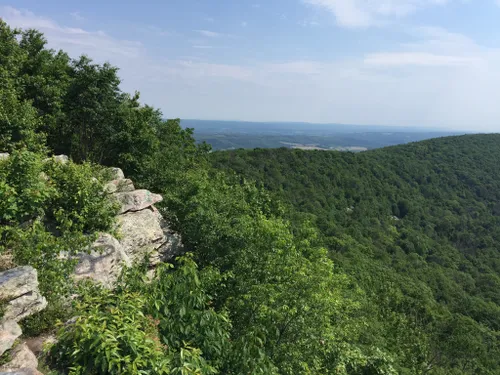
211, 136, 500, 374
1, 19, 498, 375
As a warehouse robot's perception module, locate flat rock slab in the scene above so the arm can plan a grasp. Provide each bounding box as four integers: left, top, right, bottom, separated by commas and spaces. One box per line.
0, 344, 38, 372
0, 321, 22, 356
0, 267, 39, 301
2, 291, 47, 323
0, 267, 47, 323
114, 190, 163, 214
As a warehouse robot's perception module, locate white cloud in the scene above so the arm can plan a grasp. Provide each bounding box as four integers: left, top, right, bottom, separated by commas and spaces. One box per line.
3, 6, 500, 131
1, 6, 143, 59
195, 29, 223, 37
303, 0, 451, 28
364, 52, 481, 66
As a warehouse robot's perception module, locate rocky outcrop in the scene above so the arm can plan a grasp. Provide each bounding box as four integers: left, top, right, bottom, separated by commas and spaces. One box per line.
114, 189, 163, 214
0, 267, 47, 325
43, 155, 68, 164
73, 234, 131, 287
73, 167, 183, 287
104, 178, 135, 194
0, 321, 22, 357
0, 344, 38, 372
0, 266, 46, 372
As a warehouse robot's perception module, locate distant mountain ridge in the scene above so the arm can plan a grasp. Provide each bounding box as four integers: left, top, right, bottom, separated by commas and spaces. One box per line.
181, 119, 467, 150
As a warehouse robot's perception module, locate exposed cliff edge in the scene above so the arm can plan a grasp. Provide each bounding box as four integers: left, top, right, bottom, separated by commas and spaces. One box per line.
73, 166, 183, 287
0, 157, 183, 374
0, 266, 46, 373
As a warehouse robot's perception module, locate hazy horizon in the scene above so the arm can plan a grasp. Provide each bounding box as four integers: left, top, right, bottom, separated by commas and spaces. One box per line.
180, 119, 474, 134
4, 1, 500, 132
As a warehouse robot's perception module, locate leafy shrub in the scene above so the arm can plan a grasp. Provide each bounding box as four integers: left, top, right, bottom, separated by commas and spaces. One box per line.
51, 257, 230, 375
0, 150, 117, 335
49, 284, 170, 375
146, 256, 230, 373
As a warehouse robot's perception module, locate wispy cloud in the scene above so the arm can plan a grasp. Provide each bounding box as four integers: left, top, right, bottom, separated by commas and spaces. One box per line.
303, 0, 453, 28
298, 19, 320, 27
1, 6, 143, 59
195, 29, 223, 37
364, 52, 480, 67
4, 5, 500, 131
144, 25, 171, 37
70, 11, 84, 21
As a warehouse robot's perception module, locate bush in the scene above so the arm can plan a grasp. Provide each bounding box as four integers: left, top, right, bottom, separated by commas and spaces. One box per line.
50, 258, 229, 375
0, 150, 117, 335
49, 284, 170, 375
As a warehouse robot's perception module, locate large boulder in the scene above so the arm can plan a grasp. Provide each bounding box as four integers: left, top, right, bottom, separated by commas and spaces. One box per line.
74, 234, 131, 287
117, 209, 165, 264
43, 155, 68, 164
104, 179, 135, 194
0, 344, 38, 372
0, 321, 22, 356
114, 190, 163, 214
0, 267, 47, 323
117, 208, 183, 265
108, 167, 125, 180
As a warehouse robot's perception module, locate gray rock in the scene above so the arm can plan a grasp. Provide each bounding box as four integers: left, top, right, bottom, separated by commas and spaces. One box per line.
0, 267, 38, 301
2, 291, 47, 324
117, 209, 167, 264
74, 234, 131, 287
0, 344, 38, 372
53, 155, 69, 164
104, 179, 135, 194
0, 321, 22, 356
43, 155, 68, 164
0, 369, 43, 375
0, 267, 47, 323
108, 167, 125, 180
114, 190, 163, 214
0, 153, 9, 161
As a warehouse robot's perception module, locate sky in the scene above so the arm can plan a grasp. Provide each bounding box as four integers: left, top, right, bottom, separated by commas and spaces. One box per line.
2, 1, 500, 132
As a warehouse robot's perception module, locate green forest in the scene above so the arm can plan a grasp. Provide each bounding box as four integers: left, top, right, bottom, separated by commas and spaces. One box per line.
1, 19, 500, 375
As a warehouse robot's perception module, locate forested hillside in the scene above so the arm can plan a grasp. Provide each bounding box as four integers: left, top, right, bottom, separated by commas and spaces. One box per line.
212, 135, 500, 374
1, 19, 499, 375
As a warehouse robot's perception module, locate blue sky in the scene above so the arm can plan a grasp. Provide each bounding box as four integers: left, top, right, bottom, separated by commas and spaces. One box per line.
2, 1, 500, 131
